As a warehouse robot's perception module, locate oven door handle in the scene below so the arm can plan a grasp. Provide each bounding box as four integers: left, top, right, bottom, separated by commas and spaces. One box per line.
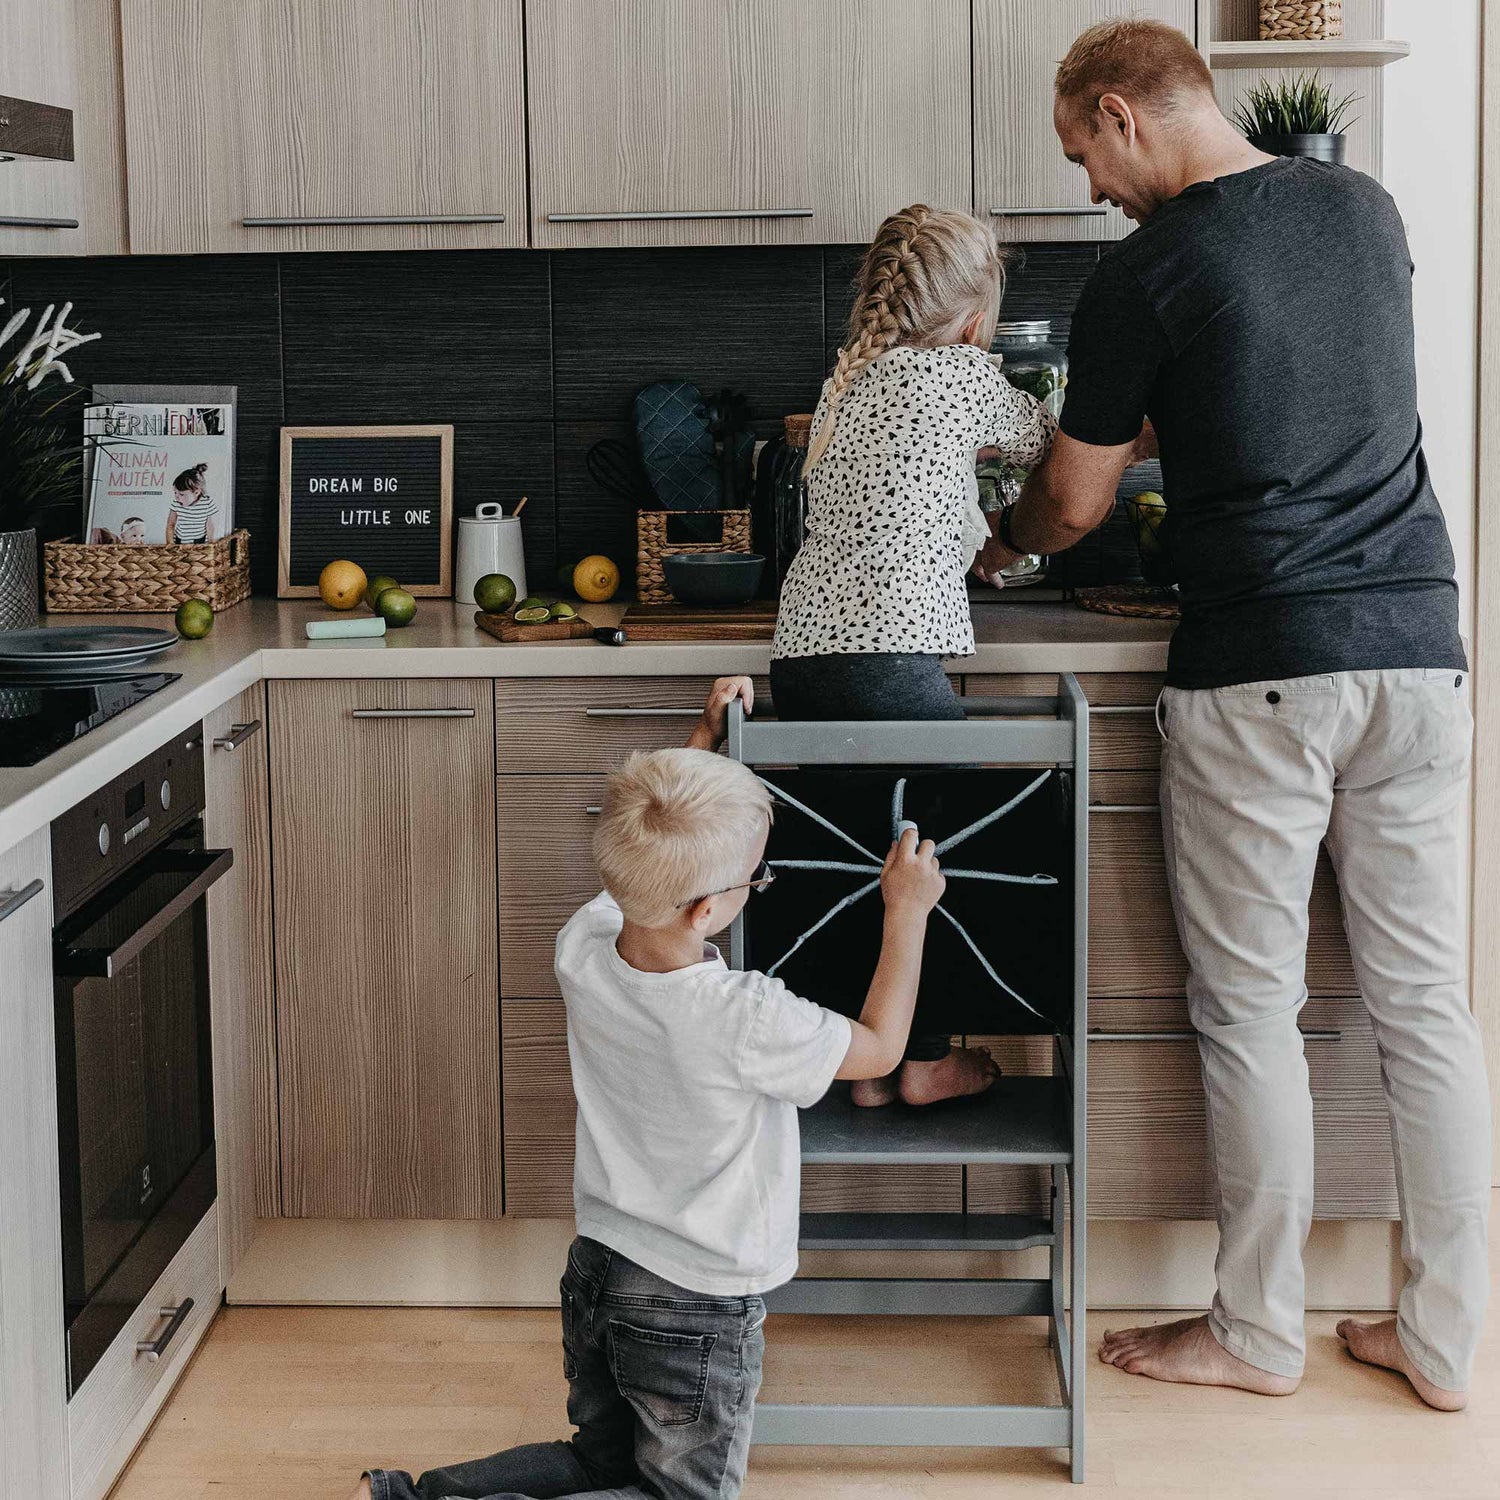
54, 847, 234, 979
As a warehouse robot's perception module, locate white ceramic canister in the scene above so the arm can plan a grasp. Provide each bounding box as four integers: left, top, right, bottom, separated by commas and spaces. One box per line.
455, 503, 527, 604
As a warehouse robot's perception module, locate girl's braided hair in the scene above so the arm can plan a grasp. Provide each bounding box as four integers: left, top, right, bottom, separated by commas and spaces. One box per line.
805, 205, 1010, 471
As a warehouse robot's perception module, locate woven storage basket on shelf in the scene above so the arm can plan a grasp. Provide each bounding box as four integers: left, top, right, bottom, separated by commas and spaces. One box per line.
1259, 0, 1342, 40
44, 529, 252, 613
636, 510, 752, 605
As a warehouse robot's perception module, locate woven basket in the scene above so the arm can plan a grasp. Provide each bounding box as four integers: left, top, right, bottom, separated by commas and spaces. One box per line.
44, 529, 252, 614
1259, 0, 1342, 40
636, 509, 753, 605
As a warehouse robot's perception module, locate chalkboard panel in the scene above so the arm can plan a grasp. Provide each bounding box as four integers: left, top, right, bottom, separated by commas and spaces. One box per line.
278, 425, 453, 596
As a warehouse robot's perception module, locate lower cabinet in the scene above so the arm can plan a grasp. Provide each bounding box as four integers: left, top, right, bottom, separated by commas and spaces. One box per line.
269, 679, 501, 1219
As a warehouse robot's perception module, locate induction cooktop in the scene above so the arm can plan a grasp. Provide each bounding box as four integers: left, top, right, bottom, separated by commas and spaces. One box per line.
0, 672, 182, 767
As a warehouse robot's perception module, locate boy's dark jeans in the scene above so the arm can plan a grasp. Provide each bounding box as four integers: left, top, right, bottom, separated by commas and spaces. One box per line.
366, 1237, 766, 1500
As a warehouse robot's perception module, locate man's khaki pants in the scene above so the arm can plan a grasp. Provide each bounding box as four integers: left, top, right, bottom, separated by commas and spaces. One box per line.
1158, 667, 1490, 1386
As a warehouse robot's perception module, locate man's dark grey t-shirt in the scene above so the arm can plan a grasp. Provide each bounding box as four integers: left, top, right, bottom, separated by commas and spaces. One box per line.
1060, 156, 1465, 690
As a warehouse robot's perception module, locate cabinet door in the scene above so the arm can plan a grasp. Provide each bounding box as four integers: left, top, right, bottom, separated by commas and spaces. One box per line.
0, 831, 68, 1500
204, 685, 276, 1284
528, 0, 969, 248
0, 0, 83, 256
269, 680, 501, 1218
120, 0, 527, 254
974, 0, 1197, 242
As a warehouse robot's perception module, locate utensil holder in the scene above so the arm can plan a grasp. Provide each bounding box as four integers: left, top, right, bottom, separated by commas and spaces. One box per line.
44, 529, 253, 614
636, 509, 752, 605
1259, 1, 1342, 40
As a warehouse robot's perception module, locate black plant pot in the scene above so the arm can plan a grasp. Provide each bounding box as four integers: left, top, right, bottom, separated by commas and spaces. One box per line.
1251, 132, 1347, 165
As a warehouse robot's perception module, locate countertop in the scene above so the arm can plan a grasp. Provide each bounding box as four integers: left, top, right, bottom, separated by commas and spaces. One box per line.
0, 597, 1171, 852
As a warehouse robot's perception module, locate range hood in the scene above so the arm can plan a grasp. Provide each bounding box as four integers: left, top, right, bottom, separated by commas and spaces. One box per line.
0, 94, 74, 164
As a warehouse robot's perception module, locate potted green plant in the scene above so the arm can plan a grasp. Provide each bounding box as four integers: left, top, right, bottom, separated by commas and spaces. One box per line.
0, 299, 100, 630
1234, 72, 1359, 165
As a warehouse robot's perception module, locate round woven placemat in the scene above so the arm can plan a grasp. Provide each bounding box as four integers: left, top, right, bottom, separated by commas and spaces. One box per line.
1074, 584, 1181, 620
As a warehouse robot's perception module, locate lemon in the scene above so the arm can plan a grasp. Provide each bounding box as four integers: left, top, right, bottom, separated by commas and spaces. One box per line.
364, 573, 400, 611
474, 573, 517, 614
175, 598, 214, 639
549, 600, 578, 621
374, 587, 417, 628
514, 605, 552, 625
319, 559, 367, 610
573, 555, 620, 603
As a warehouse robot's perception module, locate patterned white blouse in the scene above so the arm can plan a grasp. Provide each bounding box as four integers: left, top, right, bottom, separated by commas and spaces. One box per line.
772, 343, 1056, 662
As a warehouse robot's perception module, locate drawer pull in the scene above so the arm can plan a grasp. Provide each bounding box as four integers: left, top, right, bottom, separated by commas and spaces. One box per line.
135, 1299, 194, 1362
547, 208, 813, 223
1089, 804, 1158, 814
243, 214, 506, 227
989, 206, 1108, 218
1088, 704, 1158, 716
0, 878, 44, 924
584, 707, 701, 719
1088, 1029, 1342, 1043
0, 215, 80, 229
212, 719, 263, 752
584, 806, 602, 816
351, 707, 476, 719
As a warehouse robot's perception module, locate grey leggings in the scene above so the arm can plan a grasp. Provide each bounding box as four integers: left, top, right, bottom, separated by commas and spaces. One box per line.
768, 653, 960, 1065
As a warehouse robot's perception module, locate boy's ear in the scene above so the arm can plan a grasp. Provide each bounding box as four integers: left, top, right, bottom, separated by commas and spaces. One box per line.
684, 895, 719, 934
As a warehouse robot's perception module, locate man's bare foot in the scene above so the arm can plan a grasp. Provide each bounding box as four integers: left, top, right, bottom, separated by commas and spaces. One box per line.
851, 1070, 900, 1107
347, 1479, 372, 1500
1336, 1316, 1468, 1411
1098, 1314, 1299, 1395
897, 1046, 999, 1106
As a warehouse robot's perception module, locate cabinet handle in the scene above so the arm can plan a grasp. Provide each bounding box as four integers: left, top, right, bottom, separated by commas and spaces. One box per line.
212, 719, 263, 753
0, 215, 80, 229
1089, 804, 1158, 814
350, 707, 476, 719
584, 707, 701, 719
1088, 1029, 1342, 1042
0, 878, 44, 924
546, 208, 813, 224
989, 206, 1108, 218
135, 1299, 194, 1362
584, 806, 602, 816
1088, 704, 1157, 716
242, 214, 506, 227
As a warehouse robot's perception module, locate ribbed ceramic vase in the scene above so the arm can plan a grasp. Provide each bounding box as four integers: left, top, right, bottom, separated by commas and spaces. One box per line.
0, 528, 40, 631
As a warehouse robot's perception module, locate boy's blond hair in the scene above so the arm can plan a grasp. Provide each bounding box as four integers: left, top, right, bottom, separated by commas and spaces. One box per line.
805, 204, 1010, 471
595, 748, 773, 928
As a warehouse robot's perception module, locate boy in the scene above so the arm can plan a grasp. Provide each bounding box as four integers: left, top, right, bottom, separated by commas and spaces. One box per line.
358, 677, 944, 1500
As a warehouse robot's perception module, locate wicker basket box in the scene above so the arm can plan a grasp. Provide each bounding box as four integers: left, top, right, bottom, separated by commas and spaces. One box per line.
44, 529, 252, 614
1259, 1, 1342, 40
636, 509, 753, 605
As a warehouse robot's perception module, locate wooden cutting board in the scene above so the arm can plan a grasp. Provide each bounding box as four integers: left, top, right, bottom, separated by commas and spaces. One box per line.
619, 600, 778, 641
475, 612, 595, 642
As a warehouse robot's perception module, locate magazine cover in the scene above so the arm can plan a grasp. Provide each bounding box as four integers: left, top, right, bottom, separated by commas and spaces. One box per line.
84, 385, 237, 545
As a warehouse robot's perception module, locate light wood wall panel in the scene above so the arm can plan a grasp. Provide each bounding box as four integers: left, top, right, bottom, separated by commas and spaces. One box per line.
71, 0, 129, 254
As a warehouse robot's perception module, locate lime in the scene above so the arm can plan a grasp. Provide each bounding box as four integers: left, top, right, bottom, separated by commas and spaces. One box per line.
473, 573, 517, 614
549, 600, 578, 621
175, 597, 214, 639
364, 573, 400, 610
374, 587, 417, 628
514, 605, 552, 625
555, 562, 577, 595
518, 596, 548, 613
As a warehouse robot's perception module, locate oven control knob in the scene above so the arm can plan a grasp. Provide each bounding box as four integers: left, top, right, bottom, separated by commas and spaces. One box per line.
97, 822, 110, 857
159, 778, 172, 811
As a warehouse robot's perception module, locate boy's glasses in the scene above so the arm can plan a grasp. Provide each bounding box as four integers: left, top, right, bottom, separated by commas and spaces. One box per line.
676, 859, 776, 910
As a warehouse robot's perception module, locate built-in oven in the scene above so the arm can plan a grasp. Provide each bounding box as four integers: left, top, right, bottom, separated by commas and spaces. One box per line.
50, 727, 231, 1395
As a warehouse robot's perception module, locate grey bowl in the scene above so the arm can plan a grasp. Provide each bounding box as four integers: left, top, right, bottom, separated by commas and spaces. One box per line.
662, 552, 765, 607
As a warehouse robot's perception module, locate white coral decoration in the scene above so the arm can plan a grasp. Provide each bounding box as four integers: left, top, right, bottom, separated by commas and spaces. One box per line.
0, 298, 101, 390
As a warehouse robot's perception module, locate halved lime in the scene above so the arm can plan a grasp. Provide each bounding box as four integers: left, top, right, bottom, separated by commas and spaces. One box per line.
549, 600, 578, 621
514, 605, 552, 625
518, 596, 548, 613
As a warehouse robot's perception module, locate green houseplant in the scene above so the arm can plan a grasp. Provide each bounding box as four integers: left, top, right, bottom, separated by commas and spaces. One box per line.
1234, 72, 1359, 165
0, 299, 100, 629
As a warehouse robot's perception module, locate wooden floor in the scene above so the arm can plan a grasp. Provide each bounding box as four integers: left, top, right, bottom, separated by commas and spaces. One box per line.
115, 1229, 1500, 1499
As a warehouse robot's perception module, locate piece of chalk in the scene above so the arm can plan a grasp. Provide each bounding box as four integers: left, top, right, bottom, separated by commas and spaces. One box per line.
306, 617, 387, 639
897, 820, 919, 838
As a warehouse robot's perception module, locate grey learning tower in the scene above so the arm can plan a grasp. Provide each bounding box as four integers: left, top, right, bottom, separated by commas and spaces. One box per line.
727, 679, 1090, 1483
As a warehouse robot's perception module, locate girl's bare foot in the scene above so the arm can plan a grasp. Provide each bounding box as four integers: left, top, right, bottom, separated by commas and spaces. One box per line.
1336, 1316, 1468, 1411
851, 1070, 900, 1107
897, 1045, 999, 1106
1098, 1314, 1300, 1395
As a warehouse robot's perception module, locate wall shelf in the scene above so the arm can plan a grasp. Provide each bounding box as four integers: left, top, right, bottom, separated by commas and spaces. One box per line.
1210, 38, 1410, 69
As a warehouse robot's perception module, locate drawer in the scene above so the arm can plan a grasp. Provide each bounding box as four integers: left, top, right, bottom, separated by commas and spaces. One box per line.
495, 676, 771, 774
1087, 800, 1359, 998
966, 672, 1164, 771
69, 1204, 221, 1500
1086, 999, 1397, 1218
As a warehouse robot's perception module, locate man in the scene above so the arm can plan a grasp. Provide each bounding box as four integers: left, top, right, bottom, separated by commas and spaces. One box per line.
983, 17, 1490, 1409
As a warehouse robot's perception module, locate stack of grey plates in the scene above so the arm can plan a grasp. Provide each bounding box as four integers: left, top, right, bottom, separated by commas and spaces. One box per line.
0, 626, 179, 680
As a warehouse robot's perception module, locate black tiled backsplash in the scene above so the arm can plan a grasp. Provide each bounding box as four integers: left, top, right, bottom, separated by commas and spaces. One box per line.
4, 243, 1097, 594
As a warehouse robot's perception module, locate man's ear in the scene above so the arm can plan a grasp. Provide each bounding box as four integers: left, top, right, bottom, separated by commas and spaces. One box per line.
1097, 92, 1137, 144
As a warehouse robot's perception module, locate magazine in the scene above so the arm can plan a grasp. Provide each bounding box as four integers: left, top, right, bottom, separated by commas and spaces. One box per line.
84, 387, 237, 546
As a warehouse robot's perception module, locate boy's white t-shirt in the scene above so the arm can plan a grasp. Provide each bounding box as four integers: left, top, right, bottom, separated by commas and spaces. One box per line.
555, 892, 853, 1297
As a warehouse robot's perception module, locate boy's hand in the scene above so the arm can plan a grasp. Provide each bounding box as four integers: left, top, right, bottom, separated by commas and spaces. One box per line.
881, 826, 945, 917
686, 676, 755, 750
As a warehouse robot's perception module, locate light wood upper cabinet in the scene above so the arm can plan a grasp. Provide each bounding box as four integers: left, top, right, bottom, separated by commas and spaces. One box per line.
120, 0, 527, 254
974, 0, 1197, 242
527, 0, 970, 248
269, 680, 501, 1219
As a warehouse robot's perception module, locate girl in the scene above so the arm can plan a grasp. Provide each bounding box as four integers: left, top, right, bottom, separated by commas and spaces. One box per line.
769, 203, 1058, 1108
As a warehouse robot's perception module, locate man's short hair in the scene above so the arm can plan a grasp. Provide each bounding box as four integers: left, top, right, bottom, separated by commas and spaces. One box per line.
1055, 17, 1215, 127
595, 747, 772, 928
